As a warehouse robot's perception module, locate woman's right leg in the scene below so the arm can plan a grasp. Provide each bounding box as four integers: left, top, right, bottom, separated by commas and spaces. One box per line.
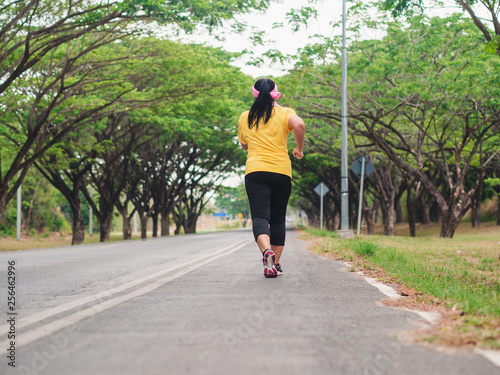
245, 172, 272, 248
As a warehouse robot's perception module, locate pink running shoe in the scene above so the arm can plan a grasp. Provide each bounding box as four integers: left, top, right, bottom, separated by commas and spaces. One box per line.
275, 262, 283, 276
262, 249, 277, 278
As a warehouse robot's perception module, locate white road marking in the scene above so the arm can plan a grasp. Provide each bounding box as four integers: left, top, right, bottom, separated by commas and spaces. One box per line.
360, 275, 401, 300
407, 310, 442, 325
346, 263, 443, 324
343, 261, 401, 299
0, 239, 251, 346
475, 349, 500, 368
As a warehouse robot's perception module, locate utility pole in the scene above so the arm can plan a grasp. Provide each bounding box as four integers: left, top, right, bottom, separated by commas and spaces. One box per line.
16, 180, 21, 241
338, 0, 354, 239
89, 186, 93, 236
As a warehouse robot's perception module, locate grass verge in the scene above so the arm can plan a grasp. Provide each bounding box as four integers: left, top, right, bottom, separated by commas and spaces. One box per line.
303, 221, 500, 349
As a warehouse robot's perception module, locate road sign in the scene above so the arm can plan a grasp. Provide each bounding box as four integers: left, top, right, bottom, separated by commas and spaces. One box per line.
314, 182, 329, 197
350, 156, 375, 179
351, 156, 376, 235
314, 182, 329, 230
213, 212, 227, 217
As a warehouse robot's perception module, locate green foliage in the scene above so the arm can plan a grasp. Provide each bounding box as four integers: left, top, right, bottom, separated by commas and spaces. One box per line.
381, 0, 423, 17
0, 0, 270, 233
21, 170, 71, 234
349, 239, 380, 257
286, 6, 318, 32
485, 178, 500, 188
214, 185, 250, 219
0, 169, 70, 237
485, 36, 500, 55
381, 0, 500, 59
279, 13, 500, 236
0, 203, 16, 237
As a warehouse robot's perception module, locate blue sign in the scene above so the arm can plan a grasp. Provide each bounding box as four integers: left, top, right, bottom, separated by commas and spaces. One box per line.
213, 212, 227, 217
314, 182, 329, 197
350, 156, 375, 179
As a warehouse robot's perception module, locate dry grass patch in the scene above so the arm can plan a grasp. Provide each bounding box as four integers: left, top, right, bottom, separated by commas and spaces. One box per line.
0, 233, 143, 252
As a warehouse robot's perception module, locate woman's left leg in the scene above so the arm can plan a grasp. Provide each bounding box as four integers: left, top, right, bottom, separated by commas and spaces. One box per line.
269, 174, 292, 264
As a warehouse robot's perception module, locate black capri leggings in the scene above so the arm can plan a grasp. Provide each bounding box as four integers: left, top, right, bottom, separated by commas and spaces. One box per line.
245, 171, 292, 246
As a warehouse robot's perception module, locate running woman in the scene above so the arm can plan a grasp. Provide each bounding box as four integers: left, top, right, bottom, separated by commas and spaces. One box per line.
238, 78, 305, 278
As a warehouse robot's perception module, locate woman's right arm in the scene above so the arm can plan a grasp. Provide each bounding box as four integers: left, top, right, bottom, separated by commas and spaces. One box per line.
289, 115, 305, 159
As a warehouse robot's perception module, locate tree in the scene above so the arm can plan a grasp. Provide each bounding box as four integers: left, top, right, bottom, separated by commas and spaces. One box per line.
382, 0, 500, 56
215, 185, 251, 227
31, 37, 169, 243
34, 37, 250, 242
349, 16, 500, 237
364, 154, 403, 236
0, 0, 271, 226
485, 157, 500, 225
287, 15, 500, 237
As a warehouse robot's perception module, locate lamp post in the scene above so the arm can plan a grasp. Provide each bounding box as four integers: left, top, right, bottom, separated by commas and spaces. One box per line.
338, 0, 354, 239
16, 179, 21, 241
89, 186, 93, 236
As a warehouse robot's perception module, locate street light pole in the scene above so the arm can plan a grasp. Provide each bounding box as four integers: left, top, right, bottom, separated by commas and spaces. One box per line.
338, 0, 354, 239
16, 180, 21, 241
89, 186, 93, 236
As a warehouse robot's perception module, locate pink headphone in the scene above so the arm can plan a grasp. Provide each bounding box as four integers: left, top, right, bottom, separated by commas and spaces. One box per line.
252, 84, 281, 99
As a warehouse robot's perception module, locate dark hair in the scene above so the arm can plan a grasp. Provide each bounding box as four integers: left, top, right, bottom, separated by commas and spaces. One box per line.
248, 78, 275, 130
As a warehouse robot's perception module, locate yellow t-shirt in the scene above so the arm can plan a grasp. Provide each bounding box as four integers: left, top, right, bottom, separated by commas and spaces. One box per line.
238, 106, 297, 178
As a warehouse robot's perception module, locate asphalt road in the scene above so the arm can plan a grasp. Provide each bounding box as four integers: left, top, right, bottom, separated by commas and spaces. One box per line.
0, 229, 498, 375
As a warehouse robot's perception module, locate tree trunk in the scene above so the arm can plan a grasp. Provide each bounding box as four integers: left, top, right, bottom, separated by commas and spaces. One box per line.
100, 210, 113, 242
491, 187, 500, 225
122, 214, 132, 240
382, 187, 397, 236
383, 203, 396, 236
439, 211, 459, 238
497, 194, 500, 225
184, 223, 196, 234
407, 189, 416, 238
140, 216, 148, 239
183, 214, 197, 234
349, 201, 357, 230
470, 201, 480, 227
439, 200, 471, 238
471, 183, 483, 228
421, 202, 431, 224
174, 223, 182, 235
0, 195, 8, 227
161, 211, 170, 236
363, 205, 374, 235
395, 198, 404, 224
152, 212, 158, 237
334, 211, 340, 230
174, 203, 184, 235
71, 208, 86, 245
